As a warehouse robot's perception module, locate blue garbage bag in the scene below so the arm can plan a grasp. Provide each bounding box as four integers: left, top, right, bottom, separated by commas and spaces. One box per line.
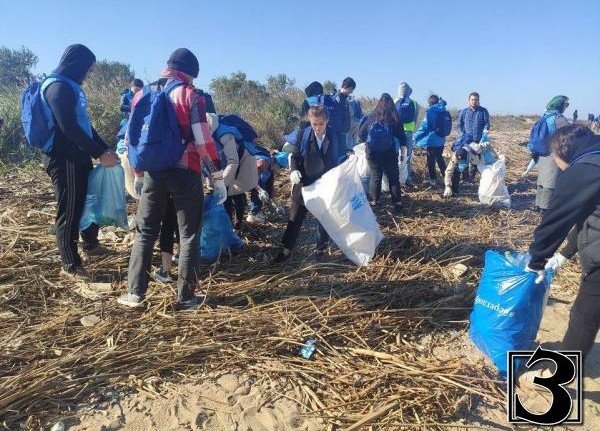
200, 194, 244, 261
80, 165, 128, 231
469, 250, 552, 378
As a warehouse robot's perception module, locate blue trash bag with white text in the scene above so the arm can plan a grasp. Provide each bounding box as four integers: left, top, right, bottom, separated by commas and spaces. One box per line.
468, 250, 552, 378
200, 194, 244, 261
80, 165, 128, 231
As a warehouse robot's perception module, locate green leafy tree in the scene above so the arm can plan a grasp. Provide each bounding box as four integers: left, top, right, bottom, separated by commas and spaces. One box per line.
323, 79, 337, 95
0, 46, 38, 88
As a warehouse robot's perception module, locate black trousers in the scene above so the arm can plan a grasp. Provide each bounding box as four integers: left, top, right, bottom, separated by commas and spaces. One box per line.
281, 183, 329, 251
427, 147, 447, 179
367, 148, 401, 204
128, 168, 204, 301
159, 198, 180, 254
562, 270, 600, 362
44, 155, 99, 271
224, 193, 247, 231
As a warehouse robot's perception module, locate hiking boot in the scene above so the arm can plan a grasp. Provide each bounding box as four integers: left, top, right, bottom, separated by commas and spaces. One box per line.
60, 266, 92, 283
271, 249, 291, 265
177, 295, 201, 311
82, 244, 111, 258
117, 292, 144, 308
246, 212, 267, 223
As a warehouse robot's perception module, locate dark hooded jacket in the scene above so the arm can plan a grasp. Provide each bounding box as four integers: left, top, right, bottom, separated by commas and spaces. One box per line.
44, 44, 108, 166
300, 81, 324, 118
529, 135, 600, 291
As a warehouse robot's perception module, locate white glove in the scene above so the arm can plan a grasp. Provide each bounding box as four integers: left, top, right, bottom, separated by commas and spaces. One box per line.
443, 187, 453, 198
545, 253, 568, 273
211, 171, 227, 204
290, 170, 302, 185
134, 176, 144, 198
479, 141, 490, 150
258, 188, 270, 203
469, 143, 483, 154
525, 265, 545, 284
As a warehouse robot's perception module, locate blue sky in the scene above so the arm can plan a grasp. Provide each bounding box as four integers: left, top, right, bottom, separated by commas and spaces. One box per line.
1, 0, 598, 115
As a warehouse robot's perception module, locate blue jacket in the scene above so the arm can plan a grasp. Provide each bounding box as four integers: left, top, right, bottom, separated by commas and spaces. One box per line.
414, 101, 447, 149
120, 89, 134, 114
458, 106, 490, 143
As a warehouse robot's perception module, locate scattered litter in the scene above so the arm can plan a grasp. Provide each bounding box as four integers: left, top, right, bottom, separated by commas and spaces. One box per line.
50, 422, 65, 431
81, 314, 101, 327
299, 338, 317, 359
451, 263, 469, 278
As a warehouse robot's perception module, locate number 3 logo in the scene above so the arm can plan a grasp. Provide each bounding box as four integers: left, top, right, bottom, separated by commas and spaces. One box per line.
515, 346, 578, 425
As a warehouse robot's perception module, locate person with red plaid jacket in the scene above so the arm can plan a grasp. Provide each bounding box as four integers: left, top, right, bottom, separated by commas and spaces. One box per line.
118, 48, 224, 310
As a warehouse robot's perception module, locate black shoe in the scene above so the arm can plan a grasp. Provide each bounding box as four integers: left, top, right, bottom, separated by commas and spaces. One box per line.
393, 203, 402, 214
271, 249, 291, 265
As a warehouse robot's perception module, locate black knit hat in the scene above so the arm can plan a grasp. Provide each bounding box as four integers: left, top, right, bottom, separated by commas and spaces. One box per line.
167, 48, 199, 78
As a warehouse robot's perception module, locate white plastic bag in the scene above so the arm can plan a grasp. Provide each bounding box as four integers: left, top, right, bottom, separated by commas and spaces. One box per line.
302, 156, 383, 266
477, 154, 511, 208
382, 146, 407, 191
353, 143, 370, 193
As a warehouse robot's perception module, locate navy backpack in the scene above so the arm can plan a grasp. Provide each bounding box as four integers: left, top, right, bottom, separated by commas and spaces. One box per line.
395, 99, 417, 124
218, 114, 258, 143
366, 122, 394, 152
21, 79, 55, 154
428, 110, 452, 137
306, 94, 343, 132
127, 80, 185, 171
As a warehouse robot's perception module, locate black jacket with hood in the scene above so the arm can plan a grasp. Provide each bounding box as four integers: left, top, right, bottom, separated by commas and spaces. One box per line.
529, 135, 600, 291
44, 44, 108, 166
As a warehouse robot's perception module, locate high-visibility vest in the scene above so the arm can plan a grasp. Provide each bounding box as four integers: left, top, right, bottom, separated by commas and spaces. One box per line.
403, 99, 419, 133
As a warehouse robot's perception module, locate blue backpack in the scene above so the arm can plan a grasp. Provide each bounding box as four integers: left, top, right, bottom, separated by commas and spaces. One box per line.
306, 94, 343, 132
218, 114, 258, 143
127, 79, 185, 171
395, 98, 417, 124
366, 122, 394, 152
21, 79, 56, 154
428, 109, 452, 137
528, 113, 556, 156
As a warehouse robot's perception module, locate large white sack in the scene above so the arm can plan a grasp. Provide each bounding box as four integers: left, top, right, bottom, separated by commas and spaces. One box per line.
381, 146, 407, 192
353, 143, 370, 193
302, 156, 383, 266
477, 154, 511, 208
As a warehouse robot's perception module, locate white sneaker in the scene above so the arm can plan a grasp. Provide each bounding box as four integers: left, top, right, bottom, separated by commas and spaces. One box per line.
246, 212, 267, 223
117, 293, 144, 308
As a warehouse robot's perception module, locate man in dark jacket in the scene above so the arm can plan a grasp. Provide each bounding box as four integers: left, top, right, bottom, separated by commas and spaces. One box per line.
43, 44, 119, 281
526, 125, 600, 370
272, 105, 345, 264
336, 77, 356, 150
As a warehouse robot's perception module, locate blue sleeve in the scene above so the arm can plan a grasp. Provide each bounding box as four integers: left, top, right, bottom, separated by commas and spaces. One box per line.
413, 118, 428, 142
457, 110, 465, 135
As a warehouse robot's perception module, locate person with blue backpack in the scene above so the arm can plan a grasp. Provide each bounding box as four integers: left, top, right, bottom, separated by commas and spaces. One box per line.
413, 95, 452, 187
21, 44, 119, 282
395, 82, 420, 186
271, 105, 346, 264
120, 78, 144, 115
528, 95, 570, 212
358, 93, 407, 213
300, 81, 346, 151
118, 48, 225, 310
518, 125, 600, 385
205, 113, 259, 232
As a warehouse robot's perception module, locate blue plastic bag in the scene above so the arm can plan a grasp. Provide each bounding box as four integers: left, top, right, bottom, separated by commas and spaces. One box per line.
200, 194, 244, 261
469, 250, 552, 378
80, 165, 128, 231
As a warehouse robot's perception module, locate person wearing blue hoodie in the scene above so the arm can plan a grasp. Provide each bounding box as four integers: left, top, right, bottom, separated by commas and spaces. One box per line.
413, 95, 448, 186
533, 96, 571, 211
